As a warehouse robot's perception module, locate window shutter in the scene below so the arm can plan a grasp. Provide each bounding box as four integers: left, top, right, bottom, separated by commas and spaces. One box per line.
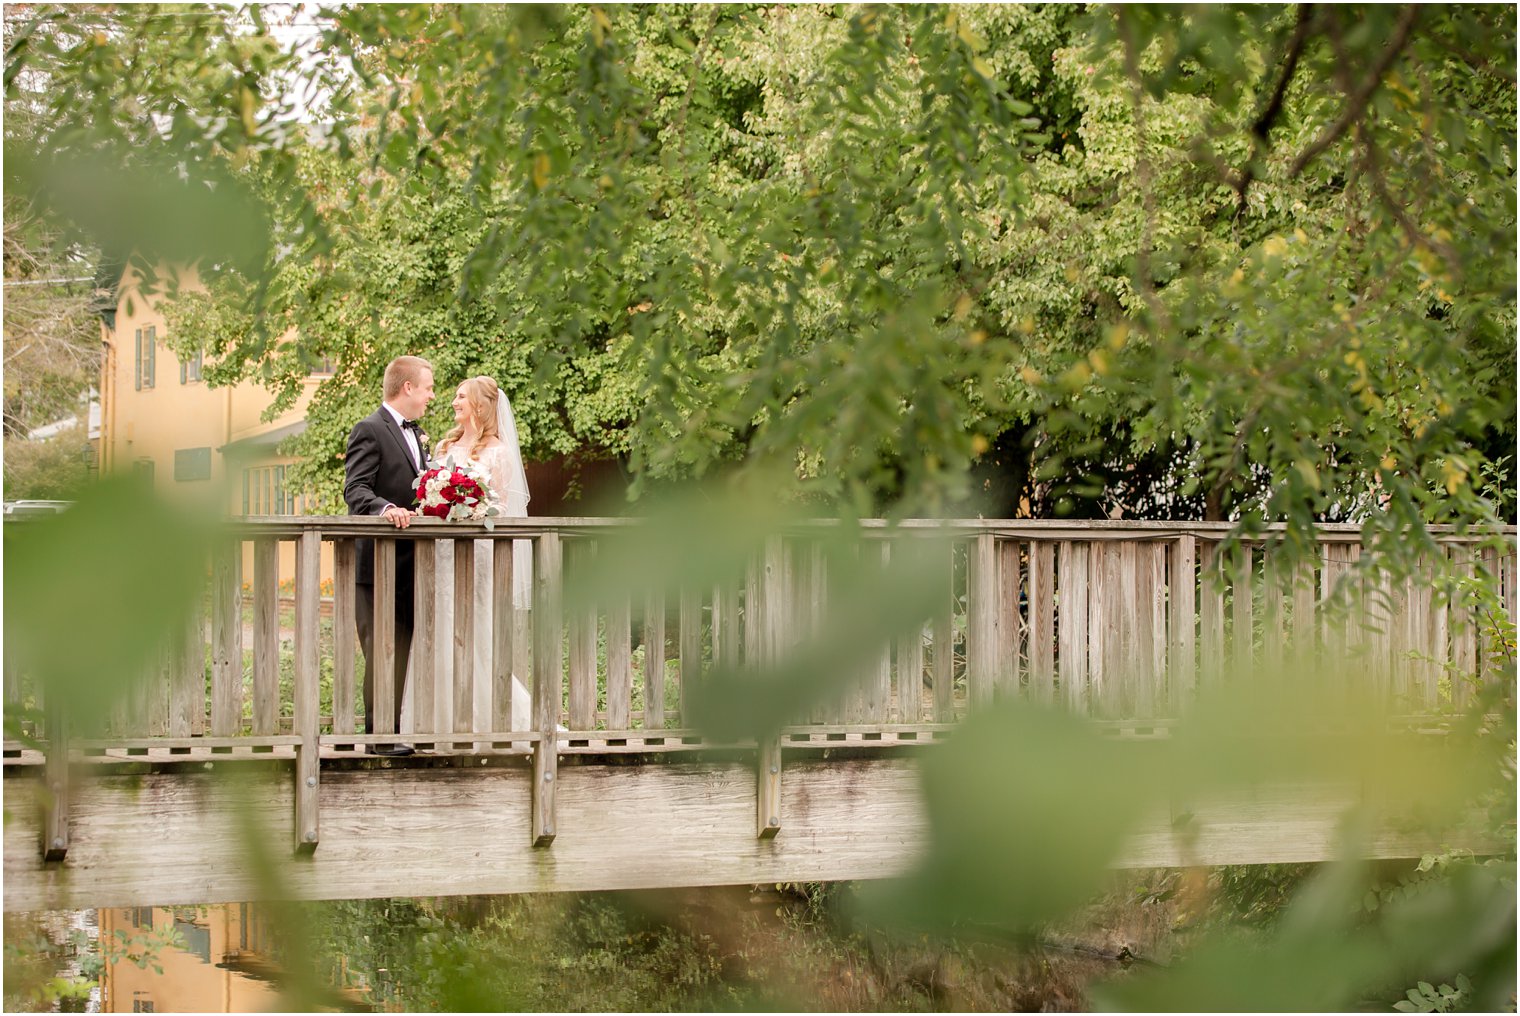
134, 330, 142, 390
146, 326, 155, 388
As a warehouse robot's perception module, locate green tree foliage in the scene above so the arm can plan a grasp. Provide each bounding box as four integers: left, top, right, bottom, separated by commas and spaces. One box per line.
8, 4, 1513, 541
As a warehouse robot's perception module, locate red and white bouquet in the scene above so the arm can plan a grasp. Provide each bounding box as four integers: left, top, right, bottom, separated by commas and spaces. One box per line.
415, 461, 502, 524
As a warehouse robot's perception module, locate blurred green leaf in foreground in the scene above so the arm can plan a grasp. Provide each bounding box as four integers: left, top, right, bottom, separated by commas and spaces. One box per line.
4, 474, 216, 740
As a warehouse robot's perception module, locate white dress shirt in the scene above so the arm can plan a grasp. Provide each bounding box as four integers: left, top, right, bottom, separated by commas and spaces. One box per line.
382, 402, 423, 471
379, 402, 422, 515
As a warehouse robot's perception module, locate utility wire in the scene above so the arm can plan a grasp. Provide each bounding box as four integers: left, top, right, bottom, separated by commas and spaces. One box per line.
3, 276, 99, 287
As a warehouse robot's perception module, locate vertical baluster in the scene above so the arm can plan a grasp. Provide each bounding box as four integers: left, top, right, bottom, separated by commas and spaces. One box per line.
1291, 556, 1316, 670
1364, 564, 1394, 703
1058, 541, 1089, 713
644, 589, 666, 730
806, 541, 831, 723
719, 570, 741, 670
968, 534, 997, 709
871, 540, 891, 723
1116, 541, 1139, 719
744, 553, 761, 664
1261, 549, 1283, 676
607, 591, 632, 732
567, 542, 596, 731
411, 540, 436, 737
146, 636, 170, 737
1151, 544, 1168, 709
1028, 541, 1055, 703
1449, 544, 1476, 707
1169, 536, 1196, 713
1340, 543, 1365, 679
1428, 550, 1450, 709
170, 586, 202, 737
679, 585, 701, 727
251, 538, 279, 736
1131, 542, 1161, 719
492, 539, 515, 735
332, 541, 357, 737
1231, 545, 1254, 681
711, 583, 726, 674
1198, 541, 1224, 688
432, 539, 455, 734
1087, 543, 1109, 715
453, 540, 475, 735
373, 538, 398, 737
1405, 553, 1431, 711
211, 539, 243, 736
932, 546, 954, 723
1498, 546, 1516, 628
471, 539, 492, 743
1393, 574, 1415, 711
1319, 543, 1350, 683
997, 538, 1021, 699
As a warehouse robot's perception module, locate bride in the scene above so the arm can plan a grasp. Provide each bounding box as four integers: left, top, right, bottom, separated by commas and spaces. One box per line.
434, 375, 537, 726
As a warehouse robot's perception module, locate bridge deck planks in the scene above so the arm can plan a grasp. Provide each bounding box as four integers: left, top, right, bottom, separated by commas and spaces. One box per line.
3, 755, 1495, 912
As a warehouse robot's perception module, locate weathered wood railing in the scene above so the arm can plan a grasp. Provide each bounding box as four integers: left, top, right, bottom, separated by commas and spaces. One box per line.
5, 518, 1515, 863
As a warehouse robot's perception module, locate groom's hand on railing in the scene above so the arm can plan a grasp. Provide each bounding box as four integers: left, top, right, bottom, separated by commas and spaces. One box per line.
380, 504, 413, 529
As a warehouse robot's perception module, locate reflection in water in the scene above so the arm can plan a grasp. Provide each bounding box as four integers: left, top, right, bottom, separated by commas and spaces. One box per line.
97, 905, 371, 1013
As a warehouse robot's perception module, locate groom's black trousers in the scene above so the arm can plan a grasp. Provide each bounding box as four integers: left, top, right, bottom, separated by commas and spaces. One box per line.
355, 581, 414, 737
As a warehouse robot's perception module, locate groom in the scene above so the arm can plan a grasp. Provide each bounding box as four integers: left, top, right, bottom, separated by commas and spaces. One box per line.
344, 355, 435, 756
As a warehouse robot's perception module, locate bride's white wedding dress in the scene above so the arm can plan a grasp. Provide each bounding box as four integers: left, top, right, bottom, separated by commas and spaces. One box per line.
442, 440, 537, 728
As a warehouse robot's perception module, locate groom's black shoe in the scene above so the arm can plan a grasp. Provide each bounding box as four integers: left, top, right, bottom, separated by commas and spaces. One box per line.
367, 743, 415, 757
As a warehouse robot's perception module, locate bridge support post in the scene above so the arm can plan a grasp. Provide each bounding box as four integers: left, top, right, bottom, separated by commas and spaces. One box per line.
293, 532, 322, 854
41, 708, 68, 862
757, 737, 781, 839
532, 732, 557, 847
532, 532, 563, 847
757, 535, 785, 839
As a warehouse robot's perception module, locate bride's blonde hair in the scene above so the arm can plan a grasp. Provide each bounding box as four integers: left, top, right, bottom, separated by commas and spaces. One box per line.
437, 376, 500, 462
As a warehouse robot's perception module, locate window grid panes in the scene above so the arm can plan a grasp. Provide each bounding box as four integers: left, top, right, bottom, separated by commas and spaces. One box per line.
242, 466, 299, 515
180, 348, 203, 384
134, 326, 156, 390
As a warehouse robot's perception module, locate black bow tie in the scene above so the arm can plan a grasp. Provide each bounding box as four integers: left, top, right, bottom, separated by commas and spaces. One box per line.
401, 419, 422, 434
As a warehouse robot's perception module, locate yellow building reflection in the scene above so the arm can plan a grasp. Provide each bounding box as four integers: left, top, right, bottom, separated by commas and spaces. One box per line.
98, 904, 370, 1013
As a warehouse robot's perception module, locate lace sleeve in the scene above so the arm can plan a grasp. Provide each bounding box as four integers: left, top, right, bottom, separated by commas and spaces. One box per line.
478, 445, 513, 509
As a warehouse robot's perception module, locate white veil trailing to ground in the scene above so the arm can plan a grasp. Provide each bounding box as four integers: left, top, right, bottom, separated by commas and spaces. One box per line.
494, 388, 531, 519
493, 384, 540, 729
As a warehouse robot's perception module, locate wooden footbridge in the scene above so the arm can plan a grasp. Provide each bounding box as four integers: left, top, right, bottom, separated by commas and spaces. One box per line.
4, 518, 1514, 912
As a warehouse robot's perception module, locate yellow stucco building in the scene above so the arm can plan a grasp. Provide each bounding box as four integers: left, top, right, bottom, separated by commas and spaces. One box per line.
99, 904, 286, 1013
98, 262, 325, 518
99, 903, 373, 1012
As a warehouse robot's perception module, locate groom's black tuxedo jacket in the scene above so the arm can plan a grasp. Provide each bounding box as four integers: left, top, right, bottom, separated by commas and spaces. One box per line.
344, 407, 430, 592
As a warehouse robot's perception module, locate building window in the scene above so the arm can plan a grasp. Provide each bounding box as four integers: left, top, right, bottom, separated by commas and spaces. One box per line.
180, 348, 203, 384
174, 916, 212, 964
134, 326, 156, 390
174, 447, 212, 482
133, 458, 155, 485
130, 907, 154, 930
242, 465, 298, 515
309, 355, 337, 376
132, 997, 155, 1013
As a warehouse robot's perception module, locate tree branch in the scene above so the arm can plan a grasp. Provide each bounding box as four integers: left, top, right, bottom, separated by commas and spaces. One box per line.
1234, 4, 1316, 215
1288, 4, 1421, 177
